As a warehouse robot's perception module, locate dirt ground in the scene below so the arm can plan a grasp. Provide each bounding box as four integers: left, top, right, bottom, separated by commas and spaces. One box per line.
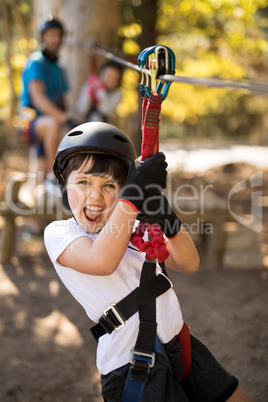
0, 139, 268, 402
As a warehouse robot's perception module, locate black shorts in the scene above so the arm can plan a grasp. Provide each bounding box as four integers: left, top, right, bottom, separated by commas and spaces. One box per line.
100, 334, 238, 402
22, 117, 45, 157
28, 119, 45, 157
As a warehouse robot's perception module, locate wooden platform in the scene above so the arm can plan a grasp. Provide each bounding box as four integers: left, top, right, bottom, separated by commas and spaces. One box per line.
0, 173, 70, 264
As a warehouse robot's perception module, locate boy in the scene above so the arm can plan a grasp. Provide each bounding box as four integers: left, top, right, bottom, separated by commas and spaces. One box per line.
76, 61, 123, 126
44, 122, 251, 401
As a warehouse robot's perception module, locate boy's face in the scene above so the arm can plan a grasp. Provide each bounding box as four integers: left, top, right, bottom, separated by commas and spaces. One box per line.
100, 67, 121, 91
42, 28, 63, 54
66, 157, 122, 233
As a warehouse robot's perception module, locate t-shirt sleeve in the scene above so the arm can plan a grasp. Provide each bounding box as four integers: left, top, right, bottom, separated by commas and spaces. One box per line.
44, 220, 88, 264
24, 59, 46, 84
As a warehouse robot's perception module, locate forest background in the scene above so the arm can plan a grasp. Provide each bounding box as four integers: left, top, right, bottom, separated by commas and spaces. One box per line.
0, 1, 268, 401
1, 0, 268, 145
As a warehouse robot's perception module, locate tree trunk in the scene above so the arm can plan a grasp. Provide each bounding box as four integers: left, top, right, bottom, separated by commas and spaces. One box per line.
1, 0, 16, 126
137, 0, 158, 50
33, 0, 121, 110
12, 0, 31, 55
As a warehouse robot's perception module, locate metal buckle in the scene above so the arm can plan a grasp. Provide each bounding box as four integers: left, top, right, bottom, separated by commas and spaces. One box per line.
159, 272, 174, 288
103, 303, 126, 331
130, 349, 155, 368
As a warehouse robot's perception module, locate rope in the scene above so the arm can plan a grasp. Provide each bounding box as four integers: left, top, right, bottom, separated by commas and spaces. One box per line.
131, 222, 169, 263
86, 43, 268, 95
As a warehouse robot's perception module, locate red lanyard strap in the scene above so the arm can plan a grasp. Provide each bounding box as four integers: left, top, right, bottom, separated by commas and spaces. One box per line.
131, 91, 169, 262
141, 92, 162, 160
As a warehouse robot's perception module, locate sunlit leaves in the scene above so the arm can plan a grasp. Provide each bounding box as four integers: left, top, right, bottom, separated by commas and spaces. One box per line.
117, 23, 142, 38
157, 0, 268, 126
122, 38, 140, 55
117, 69, 139, 117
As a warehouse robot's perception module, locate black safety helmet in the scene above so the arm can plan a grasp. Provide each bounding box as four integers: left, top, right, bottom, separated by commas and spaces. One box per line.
53, 122, 137, 210
40, 15, 65, 37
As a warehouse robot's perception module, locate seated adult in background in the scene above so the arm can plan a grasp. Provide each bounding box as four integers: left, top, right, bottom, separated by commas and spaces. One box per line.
19, 15, 71, 194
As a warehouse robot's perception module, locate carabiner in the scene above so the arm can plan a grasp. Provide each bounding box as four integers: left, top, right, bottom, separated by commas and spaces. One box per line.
155, 45, 176, 100
138, 46, 156, 97
139, 66, 151, 98
138, 45, 176, 100
138, 45, 158, 69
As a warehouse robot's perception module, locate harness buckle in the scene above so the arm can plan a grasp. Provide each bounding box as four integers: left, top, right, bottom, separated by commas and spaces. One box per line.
102, 303, 127, 332
130, 349, 155, 369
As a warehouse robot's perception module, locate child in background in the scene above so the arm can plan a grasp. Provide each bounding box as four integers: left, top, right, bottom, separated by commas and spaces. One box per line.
44, 122, 251, 401
76, 61, 123, 126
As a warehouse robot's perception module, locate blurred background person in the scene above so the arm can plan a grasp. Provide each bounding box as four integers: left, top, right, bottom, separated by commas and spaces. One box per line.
76, 60, 123, 127
18, 15, 71, 195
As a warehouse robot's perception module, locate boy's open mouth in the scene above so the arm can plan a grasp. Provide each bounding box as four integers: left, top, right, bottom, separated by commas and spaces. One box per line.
84, 206, 103, 222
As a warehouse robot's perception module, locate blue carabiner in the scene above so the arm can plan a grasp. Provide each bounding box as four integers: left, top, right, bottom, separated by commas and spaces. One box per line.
138, 45, 158, 69
138, 45, 176, 100
154, 45, 176, 100
138, 46, 158, 97
139, 67, 151, 98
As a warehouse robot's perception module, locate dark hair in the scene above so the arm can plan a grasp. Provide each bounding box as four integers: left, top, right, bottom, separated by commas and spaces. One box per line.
99, 61, 124, 86
100, 60, 124, 75
61, 153, 127, 187
40, 16, 64, 36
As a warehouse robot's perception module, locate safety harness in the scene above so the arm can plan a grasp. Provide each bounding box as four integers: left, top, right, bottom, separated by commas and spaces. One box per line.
90, 46, 192, 401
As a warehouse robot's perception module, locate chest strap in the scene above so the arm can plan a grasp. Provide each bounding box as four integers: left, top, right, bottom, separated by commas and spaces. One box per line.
90, 265, 172, 342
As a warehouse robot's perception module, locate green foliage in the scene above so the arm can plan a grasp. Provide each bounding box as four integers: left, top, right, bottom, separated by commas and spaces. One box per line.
2, 0, 268, 142
156, 0, 268, 137
0, 0, 33, 119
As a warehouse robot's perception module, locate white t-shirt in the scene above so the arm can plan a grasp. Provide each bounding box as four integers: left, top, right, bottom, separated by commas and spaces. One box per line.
44, 218, 184, 375
76, 83, 122, 124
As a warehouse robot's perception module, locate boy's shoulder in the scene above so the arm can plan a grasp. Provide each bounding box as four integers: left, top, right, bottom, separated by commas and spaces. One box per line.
44, 218, 80, 236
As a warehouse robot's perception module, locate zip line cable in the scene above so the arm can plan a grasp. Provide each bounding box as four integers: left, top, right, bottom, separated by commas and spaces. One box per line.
88, 43, 268, 95
88, 43, 141, 73
159, 74, 268, 94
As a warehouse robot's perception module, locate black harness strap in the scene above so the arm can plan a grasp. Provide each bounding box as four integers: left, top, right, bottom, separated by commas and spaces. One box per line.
130, 260, 158, 382
91, 260, 173, 401
122, 259, 174, 401
90, 268, 172, 342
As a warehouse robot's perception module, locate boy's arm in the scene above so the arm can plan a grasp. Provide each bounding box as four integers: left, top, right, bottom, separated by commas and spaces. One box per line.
164, 226, 200, 273
138, 193, 199, 274
58, 201, 138, 275
28, 80, 68, 124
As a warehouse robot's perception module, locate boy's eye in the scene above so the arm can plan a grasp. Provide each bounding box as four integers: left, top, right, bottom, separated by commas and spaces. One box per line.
79, 180, 90, 185
105, 183, 116, 189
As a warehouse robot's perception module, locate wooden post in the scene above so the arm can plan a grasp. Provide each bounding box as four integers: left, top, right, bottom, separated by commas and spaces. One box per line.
0, 174, 25, 264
